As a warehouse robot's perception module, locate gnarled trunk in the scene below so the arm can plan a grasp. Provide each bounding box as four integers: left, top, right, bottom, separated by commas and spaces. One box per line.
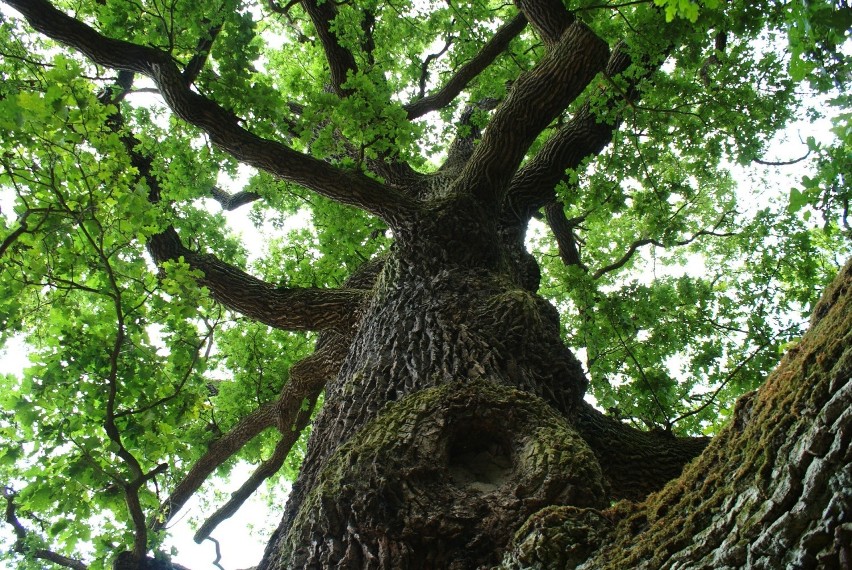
259, 204, 850, 568
258, 194, 708, 568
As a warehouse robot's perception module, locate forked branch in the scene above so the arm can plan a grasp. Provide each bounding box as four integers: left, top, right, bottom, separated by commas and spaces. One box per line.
453, 21, 609, 206
403, 14, 528, 120
505, 42, 636, 217
153, 261, 376, 532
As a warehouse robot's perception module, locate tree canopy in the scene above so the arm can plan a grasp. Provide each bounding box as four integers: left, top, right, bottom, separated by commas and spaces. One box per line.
0, 0, 849, 568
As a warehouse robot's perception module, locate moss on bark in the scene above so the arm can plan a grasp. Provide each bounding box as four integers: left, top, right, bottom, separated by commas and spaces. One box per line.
273, 380, 606, 568
528, 258, 852, 570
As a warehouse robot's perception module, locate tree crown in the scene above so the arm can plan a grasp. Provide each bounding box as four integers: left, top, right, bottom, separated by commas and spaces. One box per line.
0, 0, 849, 567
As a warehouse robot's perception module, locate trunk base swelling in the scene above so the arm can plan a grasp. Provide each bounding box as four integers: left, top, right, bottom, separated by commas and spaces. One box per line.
266, 380, 606, 569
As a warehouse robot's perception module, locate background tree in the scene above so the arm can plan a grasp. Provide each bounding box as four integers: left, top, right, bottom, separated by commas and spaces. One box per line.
0, 0, 849, 568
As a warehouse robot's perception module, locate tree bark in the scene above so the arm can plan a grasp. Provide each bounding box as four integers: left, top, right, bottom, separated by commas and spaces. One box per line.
256, 185, 715, 568
501, 258, 852, 569
258, 242, 850, 568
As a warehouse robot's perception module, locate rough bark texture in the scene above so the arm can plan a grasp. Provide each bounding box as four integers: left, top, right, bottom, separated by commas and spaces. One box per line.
258, 191, 600, 567
502, 258, 852, 569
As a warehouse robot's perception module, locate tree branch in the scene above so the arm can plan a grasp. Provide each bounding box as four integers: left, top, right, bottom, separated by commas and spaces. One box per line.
514, 0, 575, 46
151, 400, 279, 531
4, 0, 417, 225
151, 331, 353, 531
670, 339, 771, 427
505, 41, 637, 218
591, 215, 736, 280
754, 150, 811, 166
183, 23, 222, 86
45, 174, 152, 560
544, 202, 586, 269
403, 14, 527, 120
3, 487, 89, 570
209, 186, 262, 211
0, 210, 32, 258
192, 404, 312, 543
438, 98, 499, 174
301, 0, 358, 96
452, 21, 609, 206
574, 402, 710, 501
97, 93, 372, 333
147, 228, 369, 331
417, 37, 453, 100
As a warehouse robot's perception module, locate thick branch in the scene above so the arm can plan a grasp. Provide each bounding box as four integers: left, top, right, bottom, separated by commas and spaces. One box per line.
4, 0, 416, 224
574, 402, 710, 501
514, 0, 575, 46
438, 98, 499, 174
153, 298, 367, 530
453, 21, 609, 206
403, 14, 527, 120
505, 42, 636, 217
147, 228, 368, 331
302, 0, 357, 96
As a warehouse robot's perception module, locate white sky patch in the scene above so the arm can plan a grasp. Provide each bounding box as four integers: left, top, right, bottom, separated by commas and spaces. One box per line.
0, 334, 29, 375
165, 464, 289, 570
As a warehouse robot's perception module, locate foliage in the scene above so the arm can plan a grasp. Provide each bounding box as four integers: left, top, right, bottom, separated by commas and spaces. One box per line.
0, 0, 849, 567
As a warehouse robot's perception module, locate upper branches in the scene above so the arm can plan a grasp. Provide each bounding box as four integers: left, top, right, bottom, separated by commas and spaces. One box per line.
4, 0, 417, 226
403, 14, 528, 120
94, 76, 373, 334
301, 0, 359, 96
507, 43, 636, 219
504, 41, 658, 220
452, 21, 609, 206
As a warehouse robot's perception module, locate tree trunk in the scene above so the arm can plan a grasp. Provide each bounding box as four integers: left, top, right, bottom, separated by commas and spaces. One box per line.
256, 196, 722, 569
258, 201, 851, 568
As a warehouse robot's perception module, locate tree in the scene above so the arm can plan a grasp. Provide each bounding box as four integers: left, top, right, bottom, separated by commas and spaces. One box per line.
0, 0, 849, 568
